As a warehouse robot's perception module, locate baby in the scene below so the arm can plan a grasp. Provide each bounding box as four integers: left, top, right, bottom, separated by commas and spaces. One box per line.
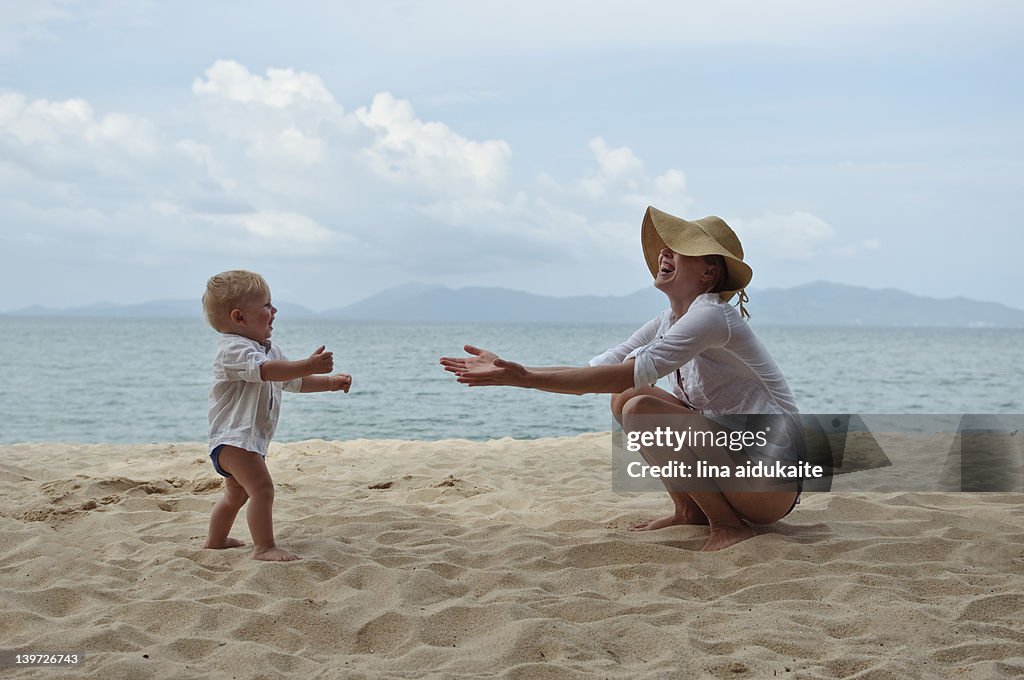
202, 270, 351, 561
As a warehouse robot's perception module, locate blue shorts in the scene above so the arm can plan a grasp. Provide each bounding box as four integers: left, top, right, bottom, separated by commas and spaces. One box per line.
210, 444, 231, 478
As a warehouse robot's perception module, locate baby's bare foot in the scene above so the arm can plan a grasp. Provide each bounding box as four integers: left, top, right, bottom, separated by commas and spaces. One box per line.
203, 537, 246, 549
252, 546, 300, 562
700, 524, 755, 551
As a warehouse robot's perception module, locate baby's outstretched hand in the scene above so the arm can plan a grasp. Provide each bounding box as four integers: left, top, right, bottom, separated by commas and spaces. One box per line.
328, 374, 352, 393
307, 345, 334, 374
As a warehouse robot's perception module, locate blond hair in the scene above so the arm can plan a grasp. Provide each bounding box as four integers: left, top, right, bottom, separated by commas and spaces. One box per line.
202, 270, 269, 332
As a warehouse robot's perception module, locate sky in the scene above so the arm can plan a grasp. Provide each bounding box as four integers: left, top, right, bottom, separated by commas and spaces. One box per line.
1, 0, 1022, 311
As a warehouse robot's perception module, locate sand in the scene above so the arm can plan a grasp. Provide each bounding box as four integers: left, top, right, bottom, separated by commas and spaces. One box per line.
1, 434, 1023, 679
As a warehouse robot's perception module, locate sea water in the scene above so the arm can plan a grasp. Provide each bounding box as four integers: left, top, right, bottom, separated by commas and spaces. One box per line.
1, 317, 1021, 444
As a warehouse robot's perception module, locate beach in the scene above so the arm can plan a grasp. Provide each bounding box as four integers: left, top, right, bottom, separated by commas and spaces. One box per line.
2, 434, 1023, 678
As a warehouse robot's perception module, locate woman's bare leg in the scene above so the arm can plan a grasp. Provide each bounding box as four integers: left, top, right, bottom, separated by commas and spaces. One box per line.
690, 489, 797, 551
620, 394, 799, 550
610, 386, 680, 426
629, 491, 710, 531
611, 387, 709, 529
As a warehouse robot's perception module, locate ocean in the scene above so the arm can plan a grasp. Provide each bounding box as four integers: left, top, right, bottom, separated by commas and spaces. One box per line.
1, 317, 1021, 444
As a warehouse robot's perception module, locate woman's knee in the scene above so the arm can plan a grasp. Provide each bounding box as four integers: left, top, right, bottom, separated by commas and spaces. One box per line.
612, 387, 663, 422
610, 390, 636, 423
613, 386, 688, 425
620, 394, 670, 421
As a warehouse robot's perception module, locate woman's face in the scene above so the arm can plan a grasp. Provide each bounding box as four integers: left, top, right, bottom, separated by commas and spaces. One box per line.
654, 247, 715, 294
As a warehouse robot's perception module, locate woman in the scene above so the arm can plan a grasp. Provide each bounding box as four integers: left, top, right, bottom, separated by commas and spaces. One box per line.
441, 206, 803, 551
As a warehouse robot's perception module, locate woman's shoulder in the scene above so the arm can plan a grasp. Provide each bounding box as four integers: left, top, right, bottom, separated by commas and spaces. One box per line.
686, 294, 730, 321
670, 295, 733, 340
693, 293, 752, 325
692, 293, 726, 308
637, 307, 674, 328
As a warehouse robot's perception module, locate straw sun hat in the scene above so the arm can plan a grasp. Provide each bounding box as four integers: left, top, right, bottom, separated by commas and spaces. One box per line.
641, 205, 753, 317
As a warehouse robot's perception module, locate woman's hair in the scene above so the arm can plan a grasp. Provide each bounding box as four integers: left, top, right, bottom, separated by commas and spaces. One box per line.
202, 270, 269, 332
701, 255, 728, 294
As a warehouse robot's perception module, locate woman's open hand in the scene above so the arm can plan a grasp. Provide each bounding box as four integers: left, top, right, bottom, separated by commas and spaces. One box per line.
440, 345, 500, 375
456, 357, 529, 387
440, 345, 530, 387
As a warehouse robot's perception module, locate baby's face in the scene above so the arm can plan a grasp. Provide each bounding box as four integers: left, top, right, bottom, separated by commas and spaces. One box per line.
232, 291, 276, 343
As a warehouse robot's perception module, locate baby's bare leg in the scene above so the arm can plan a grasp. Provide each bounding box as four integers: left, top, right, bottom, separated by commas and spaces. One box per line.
204, 475, 248, 549
216, 446, 299, 561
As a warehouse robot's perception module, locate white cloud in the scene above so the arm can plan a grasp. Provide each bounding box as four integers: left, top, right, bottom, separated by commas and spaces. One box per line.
414, 193, 636, 267
415, 193, 582, 245
409, 135, 704, 270
188, 62, 518, 202
245, 127, 325, 166
542, 137, 693, 216
576, 137, 642, 199
355, 92, 511, 194
0, 61, 530, 274
622, 168, 693, 214
579, 137, 644, 199
591, 137, 643, 178
174, 140, 236, 191
0, 93, 159, 161
734, 211, 836, 260
416, 194, 529, 228
0, 3, 1018, 309
190, 60, 347, 170
1, 63, 914, 288
0, 57, 902, 306
194, 210, 350, 258
653, 169, 687, 197
1, 64, 874, 297
192, 60, 335, 108
0, 79, 357, 266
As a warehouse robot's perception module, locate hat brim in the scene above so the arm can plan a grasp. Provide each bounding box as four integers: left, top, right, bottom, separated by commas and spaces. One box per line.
642, 207, 752, 300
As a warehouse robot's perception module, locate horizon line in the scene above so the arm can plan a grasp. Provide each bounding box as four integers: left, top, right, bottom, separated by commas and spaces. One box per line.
2, 279, 1023, 316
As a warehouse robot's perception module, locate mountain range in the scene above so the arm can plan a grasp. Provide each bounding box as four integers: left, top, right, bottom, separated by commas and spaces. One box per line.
5, 282, 1023, 327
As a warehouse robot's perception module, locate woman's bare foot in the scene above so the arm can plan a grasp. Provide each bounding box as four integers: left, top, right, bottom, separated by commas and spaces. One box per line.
252, 546, 300, 562
700, 524, 756, 551
629, 508, 709, 531
203, 537, 246, 549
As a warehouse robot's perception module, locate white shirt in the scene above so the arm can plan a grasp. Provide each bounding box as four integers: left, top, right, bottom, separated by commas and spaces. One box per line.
590, 293, 798, 415
208, 334, 303, 456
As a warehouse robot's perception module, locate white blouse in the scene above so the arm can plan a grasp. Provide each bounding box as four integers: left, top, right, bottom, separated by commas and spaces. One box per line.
590, 293, 798, 415
207, 334, 303, 456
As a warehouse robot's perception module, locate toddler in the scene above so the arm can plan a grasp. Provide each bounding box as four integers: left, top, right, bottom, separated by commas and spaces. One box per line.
202, 270, 351, 561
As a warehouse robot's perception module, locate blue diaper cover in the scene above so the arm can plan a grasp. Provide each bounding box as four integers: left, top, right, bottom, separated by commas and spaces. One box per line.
210, 444, 231, 478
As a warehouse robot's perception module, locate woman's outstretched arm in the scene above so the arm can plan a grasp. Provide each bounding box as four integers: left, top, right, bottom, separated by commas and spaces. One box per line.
440, 345, 636, 395
440, 345, 577, 375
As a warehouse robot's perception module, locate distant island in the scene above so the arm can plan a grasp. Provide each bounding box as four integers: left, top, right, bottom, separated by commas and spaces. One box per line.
5, 281, 1024, 327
